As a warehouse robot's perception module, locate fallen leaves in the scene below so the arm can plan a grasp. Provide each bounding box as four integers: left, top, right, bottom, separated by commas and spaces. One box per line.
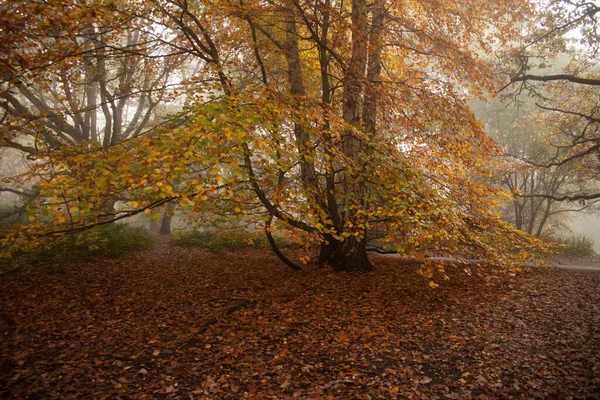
0, 239, 599, 398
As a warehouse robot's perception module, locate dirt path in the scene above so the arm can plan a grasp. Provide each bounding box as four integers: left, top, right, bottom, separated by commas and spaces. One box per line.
551, 255, 600, 272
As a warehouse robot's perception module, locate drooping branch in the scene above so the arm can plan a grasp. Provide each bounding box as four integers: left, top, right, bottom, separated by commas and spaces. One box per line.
535, 103, 600, 123
35, 196, 176, 237
264, 213, 301, 270
242, 143, 317, 234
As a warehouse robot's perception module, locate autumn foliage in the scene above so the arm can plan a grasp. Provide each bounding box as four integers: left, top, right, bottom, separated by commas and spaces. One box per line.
0, 0, 552, 273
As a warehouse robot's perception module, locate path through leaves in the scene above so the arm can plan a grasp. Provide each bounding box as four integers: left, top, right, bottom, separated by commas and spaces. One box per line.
1, 239, 599, 399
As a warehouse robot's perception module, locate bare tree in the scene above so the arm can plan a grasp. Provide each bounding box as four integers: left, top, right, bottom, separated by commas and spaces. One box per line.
473, 98, 600, 236
503, 0, 600, 203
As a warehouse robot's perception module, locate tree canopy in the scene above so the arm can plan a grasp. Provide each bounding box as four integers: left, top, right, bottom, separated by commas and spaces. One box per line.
0, 0, 552, 274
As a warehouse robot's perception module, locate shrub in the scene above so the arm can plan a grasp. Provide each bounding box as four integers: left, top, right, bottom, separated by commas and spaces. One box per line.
1, 223, 153, 272
0, 202, 28, 226
552, 234, 597, 257
67, 223, 154, 258
172, 229, 294, 252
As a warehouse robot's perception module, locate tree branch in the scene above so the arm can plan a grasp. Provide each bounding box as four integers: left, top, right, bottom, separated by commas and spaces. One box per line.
510, 74, 600, 86
519, 192, 600, 202
264, 213, 302, 270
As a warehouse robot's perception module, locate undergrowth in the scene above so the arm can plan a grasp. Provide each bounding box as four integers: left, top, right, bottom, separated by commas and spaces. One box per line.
552, 234, 597, 257
172, 229, 294, 252
2, 223, 153, 273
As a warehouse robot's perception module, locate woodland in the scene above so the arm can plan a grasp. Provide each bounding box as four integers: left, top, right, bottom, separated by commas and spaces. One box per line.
1, 0, 600, 398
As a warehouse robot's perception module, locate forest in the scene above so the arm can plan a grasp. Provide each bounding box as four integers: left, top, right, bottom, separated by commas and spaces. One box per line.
1, 0, 600, 398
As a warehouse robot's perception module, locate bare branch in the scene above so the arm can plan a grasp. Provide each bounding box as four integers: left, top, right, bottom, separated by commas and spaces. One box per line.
510, 74, 600, 86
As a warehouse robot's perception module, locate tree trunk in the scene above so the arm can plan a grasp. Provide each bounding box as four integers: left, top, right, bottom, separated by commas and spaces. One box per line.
318, 234, 339, 264
159, 203, 174, 235
283, 3, 321, 196
332, 236, 373, 272
330, 0, 377, 272
149, 219, 160, 233
535, 198, 552, 237
159, 213, 172, 235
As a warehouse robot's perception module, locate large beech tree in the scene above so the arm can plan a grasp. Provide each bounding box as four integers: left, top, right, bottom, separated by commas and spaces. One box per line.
1, 0, 549, 274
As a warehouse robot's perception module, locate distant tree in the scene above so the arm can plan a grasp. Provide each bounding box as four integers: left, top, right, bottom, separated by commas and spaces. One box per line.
0, 0, 187, 230
473, 99, 599, 237
0, 29, 177, 152
505, 0, 600, 202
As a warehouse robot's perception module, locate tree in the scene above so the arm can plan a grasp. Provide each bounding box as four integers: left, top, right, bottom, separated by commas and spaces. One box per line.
0, 0, 187, 231
472, 99, 600, 237
504, 0, 600, 203
0, 28, 176, 152
0, 0, 550, 275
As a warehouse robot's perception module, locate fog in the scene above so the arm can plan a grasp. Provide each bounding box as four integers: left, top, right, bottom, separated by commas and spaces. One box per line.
569, 214, 600, 253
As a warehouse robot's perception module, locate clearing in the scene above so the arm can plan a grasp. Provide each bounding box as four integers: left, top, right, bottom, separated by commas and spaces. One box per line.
1, 239, 599, 399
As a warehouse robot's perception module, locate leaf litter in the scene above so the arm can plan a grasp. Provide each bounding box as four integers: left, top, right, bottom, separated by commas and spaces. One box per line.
0, 238, 599, 399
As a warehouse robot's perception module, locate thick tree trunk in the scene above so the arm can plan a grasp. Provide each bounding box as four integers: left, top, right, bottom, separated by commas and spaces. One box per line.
329, 0, 379, 272
318, 234, 339, 264
319, 235, 373, 272
332, 236, 373, 272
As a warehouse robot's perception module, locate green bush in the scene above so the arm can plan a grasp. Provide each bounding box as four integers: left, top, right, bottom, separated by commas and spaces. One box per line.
553, 234, 597, 257
2, 223, 153, 272
172, 229, 294, 252
0, 202, 27, 226
67, 223, 154, 258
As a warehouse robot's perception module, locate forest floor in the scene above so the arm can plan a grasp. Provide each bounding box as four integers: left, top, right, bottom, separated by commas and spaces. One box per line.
1, 237, 599, 399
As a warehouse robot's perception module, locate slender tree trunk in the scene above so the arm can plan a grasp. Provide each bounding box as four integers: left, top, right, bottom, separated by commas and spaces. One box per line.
514, 199, 523, 230
283, 3, 320, 194
334, 0, 374, 272
159, 214, 173, 235
526, 174, 537, 234
149, 219, 160, 234
159, 203, 175, 235
315, 0, 342, 263
535, 198, 552, 237
284, 3, 341, 264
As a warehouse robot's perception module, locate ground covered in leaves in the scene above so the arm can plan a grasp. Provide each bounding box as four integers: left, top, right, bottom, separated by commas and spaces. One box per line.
1, 238, 599, 399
